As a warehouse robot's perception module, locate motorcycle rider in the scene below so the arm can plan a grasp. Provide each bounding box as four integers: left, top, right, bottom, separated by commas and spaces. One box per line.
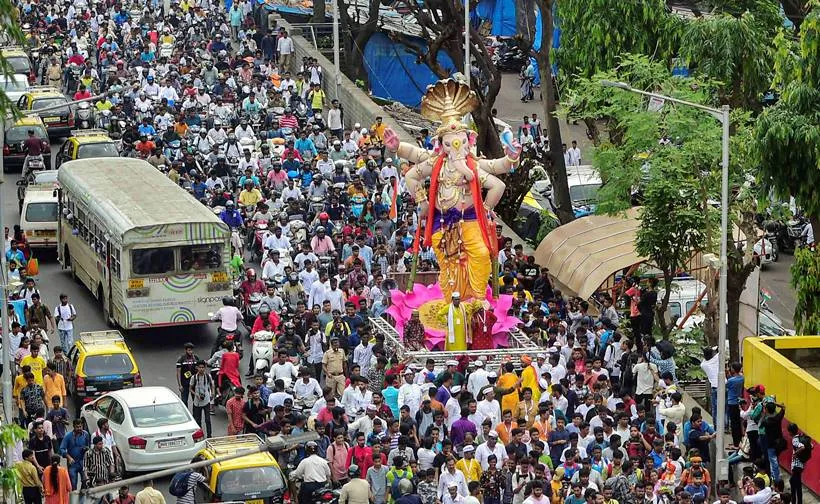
308, 174, 330, 200
219, 201, 244, 229
258, 144, 274, 173
238, 151, 259, 176
195, 86, 212, 108
142, 75, 160, 98
193, 129, 211, 156
207, 119, 228, 148
241, 92, 262, 119
224, 134, 243, 159
212, 155, 230, 180
202, 60, 219, 88
158, 79, 179, 106
276, 321, 305, 355
263, 226, 291, 252
261, 250, 287, 282
134, 91, 153, 119
211, 296, 247, 353
281, 178, 303, 202
235, 117, 255, 142
267, 162, 288, 191
240, 267, 266, 306
279, 107, 299, 130
22, 130, 46, 175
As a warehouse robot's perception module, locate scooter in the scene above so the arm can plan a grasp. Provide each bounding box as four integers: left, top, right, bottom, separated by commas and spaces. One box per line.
251, 330, 275, 375
76, 102, 95, 129
244, 292, 264, 325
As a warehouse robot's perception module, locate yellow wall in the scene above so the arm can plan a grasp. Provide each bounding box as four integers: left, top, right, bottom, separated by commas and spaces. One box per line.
743, 337, 820, 441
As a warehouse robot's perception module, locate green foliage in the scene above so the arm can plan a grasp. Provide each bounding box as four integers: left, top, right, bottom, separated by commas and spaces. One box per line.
554, 0, 682, 85
527, 210, 560, 249
0, 7, 26, 116
0, 423, 29, 498
755, 8, 820, 226
669, 325, 708, 381
680, 12, 775, 109
790, 248, 820, 334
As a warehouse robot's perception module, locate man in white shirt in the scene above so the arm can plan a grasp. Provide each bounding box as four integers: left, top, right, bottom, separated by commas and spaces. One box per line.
327, 101, 343, 136
307, 274, 329, 311
352, 338, 374, 376
445, 386, 463, 429
476, 387, 501, 431
568, 140, 581, 166
341, 377, 372, 417
268, 351, 298, 382
299, 262, 320, 291
263, 228, 291, 252
293, 368, 322, 402
475, 432, 507, 469
700, 347, 720, 421
466, 360, 489, 398
437, 459, 468, 501
348, 404, 384, 439
324, 278, 345, 313
53, 294, 77, 350
398, 369, 423, 414
261, 251, 287, 281
277, 32, 295, 70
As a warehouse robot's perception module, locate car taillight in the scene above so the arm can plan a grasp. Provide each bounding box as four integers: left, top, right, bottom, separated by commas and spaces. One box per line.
321, 492, 333, 500
28, 72, 35, 84
2, 145, 9, 156
128, 436, 147, 449
75, 376, 85, 391
134, 373, 142, 386
68, 112, 75, 127
192, 429, 204, 442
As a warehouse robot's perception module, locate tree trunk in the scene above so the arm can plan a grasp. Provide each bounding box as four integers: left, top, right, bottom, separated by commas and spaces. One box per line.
311, 0, 326, 23
655, 271, 674, 339
534, 0, 574, 225
726, 286, 742, 363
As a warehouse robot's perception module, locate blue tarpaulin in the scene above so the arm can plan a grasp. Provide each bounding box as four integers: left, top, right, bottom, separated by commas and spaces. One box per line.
475, 0, 516, 36
363, 32, 456, 107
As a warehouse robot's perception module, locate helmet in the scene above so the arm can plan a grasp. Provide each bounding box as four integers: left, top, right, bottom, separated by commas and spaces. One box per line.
265, 281, 276, 289
226, 200, 234, 207
319, 212, 329, 220
347, 465, 360, 478
222, 296, 233, 306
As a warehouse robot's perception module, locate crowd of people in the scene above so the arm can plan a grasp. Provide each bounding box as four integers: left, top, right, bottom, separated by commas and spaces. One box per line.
4, 0, 813, 501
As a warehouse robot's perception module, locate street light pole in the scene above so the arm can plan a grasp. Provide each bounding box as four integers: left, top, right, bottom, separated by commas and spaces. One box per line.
0, 116, 13, 480
464, 0, 471, 85
601, 80, 731, 487
332, 0, 341, 98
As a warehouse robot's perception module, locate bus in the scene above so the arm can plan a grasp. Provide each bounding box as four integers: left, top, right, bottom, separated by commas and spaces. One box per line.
57, 158, 233, 329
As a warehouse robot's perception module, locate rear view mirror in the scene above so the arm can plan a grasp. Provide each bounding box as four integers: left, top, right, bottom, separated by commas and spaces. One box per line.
16, 180, 25, 186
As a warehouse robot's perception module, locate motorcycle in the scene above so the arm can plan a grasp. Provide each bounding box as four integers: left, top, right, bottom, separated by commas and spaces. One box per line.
244, 291, 263, 325
251, 330, 274, 375
310, 485, 340, 504
252, 221, 271, 261
785, 215, 808, 253
22, 155, 45, 184
76, 102, 95, 130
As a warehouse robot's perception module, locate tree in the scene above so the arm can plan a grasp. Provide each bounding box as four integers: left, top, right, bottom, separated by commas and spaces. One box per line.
336, 0, 383, 83
0, 2, 25, 114
554, 0, 681, 85
311, 0, 326, 24
755, 6, 820, 334
392, 0, 503, 158
680, 5, 778, 110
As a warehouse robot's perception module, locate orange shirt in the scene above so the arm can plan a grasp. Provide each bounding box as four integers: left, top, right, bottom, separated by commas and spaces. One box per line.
44, 373, 67, 405
494, 421, 518, 446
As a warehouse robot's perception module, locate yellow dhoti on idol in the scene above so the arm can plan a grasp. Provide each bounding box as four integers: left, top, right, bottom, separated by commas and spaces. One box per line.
431, 217, 492, 302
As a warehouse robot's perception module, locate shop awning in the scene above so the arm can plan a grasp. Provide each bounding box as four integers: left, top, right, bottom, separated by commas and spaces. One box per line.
533, 208, 646, 299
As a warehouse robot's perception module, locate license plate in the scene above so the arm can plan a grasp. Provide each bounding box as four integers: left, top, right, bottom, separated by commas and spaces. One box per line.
34, 230, 55, 237
157, 438, 185, 449
43, 117, 59, 124
246, 500, 263, 504
212, 271, 228, 282
85, 385, 97, 392
128, 279, 145, 289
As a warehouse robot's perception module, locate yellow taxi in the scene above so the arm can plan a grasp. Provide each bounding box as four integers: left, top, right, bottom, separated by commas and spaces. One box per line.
67, 331, 141, 410
191, 435, 288, 504
0, 47, 34, 83
55, 129, 119, 168
16, 86, 74, 137
3, 115, 51, 170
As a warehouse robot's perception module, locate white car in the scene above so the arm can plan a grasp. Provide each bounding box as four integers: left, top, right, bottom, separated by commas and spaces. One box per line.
80, 386, 205, 472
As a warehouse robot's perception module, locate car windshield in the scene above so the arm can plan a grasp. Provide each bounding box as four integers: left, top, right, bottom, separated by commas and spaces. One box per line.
24, 202, 58, 223
6, 126, 47, 143
569, 184, 601, 204
6, 56, 31, 74
218, 466, 285, 496
34, 171, 59, 185
129, 402, 190, 427
32, 97, 70, 116
82, 353, 134, 376
78, 142, 119, 158
0, 78, 27, 92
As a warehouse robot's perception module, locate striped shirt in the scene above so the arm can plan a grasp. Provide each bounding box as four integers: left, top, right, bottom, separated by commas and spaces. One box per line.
792, 436, 805, 470
177, 471, 206, 504
83, 447, 115, 486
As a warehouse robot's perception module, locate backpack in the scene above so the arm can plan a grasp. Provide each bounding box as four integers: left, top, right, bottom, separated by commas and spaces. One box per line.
797, 435, 813, 463
169, 470, 192, 497
389, 468, 412, 500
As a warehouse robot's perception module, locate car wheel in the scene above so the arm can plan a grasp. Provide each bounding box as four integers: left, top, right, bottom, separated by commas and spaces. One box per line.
117, 455, 129, 479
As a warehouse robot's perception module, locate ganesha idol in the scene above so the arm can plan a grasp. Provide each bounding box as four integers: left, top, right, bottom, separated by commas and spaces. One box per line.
384, 78, 521, 302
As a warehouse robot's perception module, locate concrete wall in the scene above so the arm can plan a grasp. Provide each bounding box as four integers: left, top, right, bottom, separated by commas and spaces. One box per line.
265, 12, 416, 145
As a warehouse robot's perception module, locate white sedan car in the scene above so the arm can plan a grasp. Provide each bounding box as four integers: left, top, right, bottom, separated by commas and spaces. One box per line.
81, 386, 205, 472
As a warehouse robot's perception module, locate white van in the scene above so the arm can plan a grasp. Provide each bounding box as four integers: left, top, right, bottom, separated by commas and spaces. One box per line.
659, 278, 708, 323
21, 185, 59, 250
529, 165, 603, 218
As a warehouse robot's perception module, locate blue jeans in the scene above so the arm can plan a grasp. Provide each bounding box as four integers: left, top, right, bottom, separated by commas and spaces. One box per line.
58, 329, 74, 351
767, 447, 781, 482
710, 387, 718, 422
68, 462, 84, 490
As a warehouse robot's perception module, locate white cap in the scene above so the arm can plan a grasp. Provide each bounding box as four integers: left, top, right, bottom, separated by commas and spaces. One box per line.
385, 157, 393, 163
446, 360, 458, 366
451, 385, 462, 394
488, 372, 497, 379
482, 386, 493, 396
488, 431, 499, 438
463, 445, 475, 453
354, 122, 360, 128
537, 353, 546, 359
404, 368, 415, 375
452, 292, 461, 299
474, 360, 485, 367
366, 404, 377, 411
448, 481, 458, 488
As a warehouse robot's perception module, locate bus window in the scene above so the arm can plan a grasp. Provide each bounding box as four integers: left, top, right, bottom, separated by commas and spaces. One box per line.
180, 245, 222, 272
132, 248, 175, 275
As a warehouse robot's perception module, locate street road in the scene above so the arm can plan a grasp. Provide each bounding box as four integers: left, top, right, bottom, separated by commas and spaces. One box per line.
3, 148, 227, 499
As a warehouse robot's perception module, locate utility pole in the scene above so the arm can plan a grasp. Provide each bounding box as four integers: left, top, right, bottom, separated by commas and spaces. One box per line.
464, 0, 471, 85
0, 116, 13, 492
